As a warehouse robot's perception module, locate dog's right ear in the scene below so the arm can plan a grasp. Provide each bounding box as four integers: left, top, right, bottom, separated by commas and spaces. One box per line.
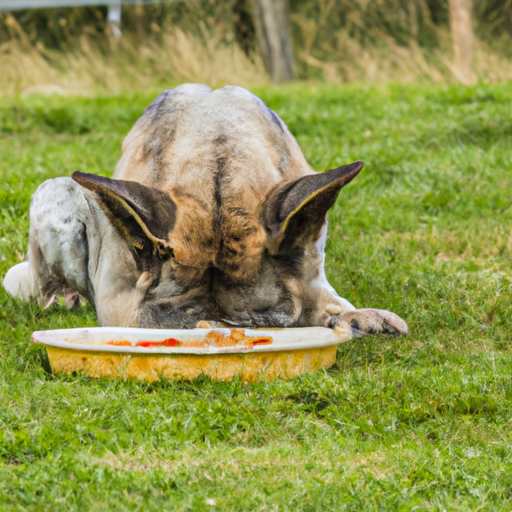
72, 172, 176, 254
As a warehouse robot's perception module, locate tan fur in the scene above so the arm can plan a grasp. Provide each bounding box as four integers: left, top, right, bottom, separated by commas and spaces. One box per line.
114, 85, 310, 279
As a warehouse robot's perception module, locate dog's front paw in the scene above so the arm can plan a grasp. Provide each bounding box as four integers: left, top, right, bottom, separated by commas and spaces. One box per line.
337, 309, 409, 337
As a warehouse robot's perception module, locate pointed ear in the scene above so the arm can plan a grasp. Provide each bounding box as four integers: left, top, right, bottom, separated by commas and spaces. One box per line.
261, 161, 363, 255
72, 172, 176, 252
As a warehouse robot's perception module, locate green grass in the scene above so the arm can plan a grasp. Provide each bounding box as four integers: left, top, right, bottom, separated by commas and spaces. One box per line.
1, 82, 512, 511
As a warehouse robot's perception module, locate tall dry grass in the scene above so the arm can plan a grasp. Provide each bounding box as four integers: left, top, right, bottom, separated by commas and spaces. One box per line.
0, 2, 267, 96
1, 0, 512, 96
0, 10, 267, 96
291, 0, 512, 83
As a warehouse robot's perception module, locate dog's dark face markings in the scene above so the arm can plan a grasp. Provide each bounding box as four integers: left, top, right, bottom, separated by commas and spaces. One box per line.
72, 161, 362, 329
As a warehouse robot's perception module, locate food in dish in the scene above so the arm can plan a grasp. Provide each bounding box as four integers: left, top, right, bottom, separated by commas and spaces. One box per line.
106, 329, 273, 350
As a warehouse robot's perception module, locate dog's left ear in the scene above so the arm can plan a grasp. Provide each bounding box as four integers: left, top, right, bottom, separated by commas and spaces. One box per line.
72, 171, 176, 254
261, 161, 363, 255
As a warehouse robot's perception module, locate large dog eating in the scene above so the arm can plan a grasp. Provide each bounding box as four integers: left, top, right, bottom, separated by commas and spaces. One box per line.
4, 84, 408, 340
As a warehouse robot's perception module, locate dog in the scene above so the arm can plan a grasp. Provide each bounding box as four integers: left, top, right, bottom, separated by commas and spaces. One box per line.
3, 84, 408, 341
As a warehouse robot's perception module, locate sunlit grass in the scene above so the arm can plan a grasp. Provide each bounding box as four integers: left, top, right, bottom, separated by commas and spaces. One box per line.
0, 82, 511, 510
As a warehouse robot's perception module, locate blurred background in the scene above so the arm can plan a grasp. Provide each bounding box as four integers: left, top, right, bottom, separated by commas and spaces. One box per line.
0, 0, 510, 95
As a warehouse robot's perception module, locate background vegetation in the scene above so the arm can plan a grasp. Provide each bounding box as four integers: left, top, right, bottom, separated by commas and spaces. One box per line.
1, 0, 512, 94
0, 82, 511, 509
1, 1, 511, 508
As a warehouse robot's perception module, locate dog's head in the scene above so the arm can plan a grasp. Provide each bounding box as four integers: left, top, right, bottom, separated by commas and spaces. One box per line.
72, 161, 362, 328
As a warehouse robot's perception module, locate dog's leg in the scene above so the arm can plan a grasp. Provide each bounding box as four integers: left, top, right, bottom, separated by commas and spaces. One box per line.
3, 177, 96, 306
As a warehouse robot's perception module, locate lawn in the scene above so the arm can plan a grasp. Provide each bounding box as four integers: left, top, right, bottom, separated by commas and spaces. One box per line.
0, 82, 511, 511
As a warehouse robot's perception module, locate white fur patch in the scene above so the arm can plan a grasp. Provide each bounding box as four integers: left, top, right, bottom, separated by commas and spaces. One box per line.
311, 225, 356, 314
3, 262, 36, 301
173, 83, 212, 95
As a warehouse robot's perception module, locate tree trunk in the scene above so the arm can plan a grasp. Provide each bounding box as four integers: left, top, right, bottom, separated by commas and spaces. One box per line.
449, 0, 474, 84
251, 0, 296, 83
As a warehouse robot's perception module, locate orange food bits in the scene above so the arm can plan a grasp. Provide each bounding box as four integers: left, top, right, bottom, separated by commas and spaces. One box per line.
135, 338, 180, 348
105, 331, 272, 349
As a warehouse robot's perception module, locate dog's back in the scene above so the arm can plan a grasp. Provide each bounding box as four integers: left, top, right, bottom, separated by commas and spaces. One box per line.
113, 84, 314, 278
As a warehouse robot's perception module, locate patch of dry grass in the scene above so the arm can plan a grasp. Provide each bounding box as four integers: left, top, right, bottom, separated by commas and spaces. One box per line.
2, 1, 512, 96
0, 25, 267, 97
294, 10, 512, 84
